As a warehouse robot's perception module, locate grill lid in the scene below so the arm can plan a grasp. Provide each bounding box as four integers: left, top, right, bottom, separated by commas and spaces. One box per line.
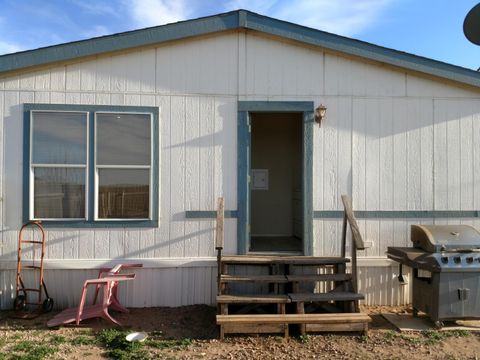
411, 224, 480, 252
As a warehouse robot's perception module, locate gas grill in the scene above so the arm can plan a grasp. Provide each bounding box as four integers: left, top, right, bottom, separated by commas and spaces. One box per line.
387, 224, 480, 327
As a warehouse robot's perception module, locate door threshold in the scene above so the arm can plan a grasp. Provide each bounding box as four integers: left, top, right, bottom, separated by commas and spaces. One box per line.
247, 251, 304, 256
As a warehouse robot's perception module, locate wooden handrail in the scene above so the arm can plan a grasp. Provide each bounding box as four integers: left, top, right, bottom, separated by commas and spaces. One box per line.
215, 197, 225, 250
340, 195, 365, 299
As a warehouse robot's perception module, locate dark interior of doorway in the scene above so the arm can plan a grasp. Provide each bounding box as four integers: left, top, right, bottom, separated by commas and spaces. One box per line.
249, 112, 303, 254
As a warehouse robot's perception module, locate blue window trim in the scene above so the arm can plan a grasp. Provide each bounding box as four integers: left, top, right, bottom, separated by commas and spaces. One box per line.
237, 101, 314, 255
23, 103, 159, 228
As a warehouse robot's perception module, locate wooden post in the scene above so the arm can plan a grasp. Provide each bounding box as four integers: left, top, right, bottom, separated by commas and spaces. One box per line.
215, 197, 225, 297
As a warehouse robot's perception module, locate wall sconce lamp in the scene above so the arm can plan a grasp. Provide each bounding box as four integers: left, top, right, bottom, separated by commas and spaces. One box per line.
315, 104, 327, 127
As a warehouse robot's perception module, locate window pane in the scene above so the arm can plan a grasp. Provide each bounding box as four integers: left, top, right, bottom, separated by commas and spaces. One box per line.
98, 169, 150, 219
34, 168, 85, 219
32, 112, 87, 164
96, 113, 151, 165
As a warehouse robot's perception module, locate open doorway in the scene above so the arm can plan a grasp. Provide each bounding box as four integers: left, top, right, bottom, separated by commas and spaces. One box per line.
249, 112, 303, 254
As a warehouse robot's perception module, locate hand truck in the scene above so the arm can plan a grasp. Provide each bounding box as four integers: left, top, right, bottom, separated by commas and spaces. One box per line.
14, 221, 53, 317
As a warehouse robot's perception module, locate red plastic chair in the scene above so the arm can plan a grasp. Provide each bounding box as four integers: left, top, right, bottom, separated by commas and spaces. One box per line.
93, 263, 143, 313
47, 272, 136, 327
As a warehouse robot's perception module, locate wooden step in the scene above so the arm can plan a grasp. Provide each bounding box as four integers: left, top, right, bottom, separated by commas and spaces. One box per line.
216, 313, 371, 338
220, 274, 288, 283
221, 255, 350, 265
288, 292, 364, 302
217, 294, 291, 304
286, 274, 352, 282
217, 313, 371, 324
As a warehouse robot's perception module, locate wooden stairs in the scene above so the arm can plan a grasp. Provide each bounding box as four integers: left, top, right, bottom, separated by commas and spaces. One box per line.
214, 195, 372, 339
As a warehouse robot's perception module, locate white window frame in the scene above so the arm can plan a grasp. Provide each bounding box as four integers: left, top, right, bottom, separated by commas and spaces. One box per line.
29, 110, 89, 221
93, 111, 153, 221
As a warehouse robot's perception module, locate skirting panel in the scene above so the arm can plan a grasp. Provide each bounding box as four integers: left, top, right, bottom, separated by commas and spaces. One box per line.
0, 261, 409, 310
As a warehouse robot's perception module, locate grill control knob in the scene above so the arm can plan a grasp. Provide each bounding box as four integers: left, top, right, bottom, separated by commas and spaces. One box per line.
441, 256, 449, 264
467, 257, 474, 264
454, 256, 461, 264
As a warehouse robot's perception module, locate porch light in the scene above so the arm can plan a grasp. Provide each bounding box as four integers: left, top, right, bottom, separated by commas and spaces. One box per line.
315, 104, 327, 127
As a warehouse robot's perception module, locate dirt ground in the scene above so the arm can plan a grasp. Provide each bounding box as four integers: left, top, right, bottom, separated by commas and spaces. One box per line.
1, 305, 480, 359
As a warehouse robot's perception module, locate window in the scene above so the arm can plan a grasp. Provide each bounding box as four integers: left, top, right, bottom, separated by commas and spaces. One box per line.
24, 104, 159, 227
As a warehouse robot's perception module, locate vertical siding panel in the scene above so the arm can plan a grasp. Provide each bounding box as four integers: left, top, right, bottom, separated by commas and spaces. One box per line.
184, 97, 200, 257
434, 100, 448, 213
218, 98, 237, 254
447, 101, 461, 219
365, 100, 381, 256
352, 98, 366, 255
4, 91, 22, 229
63, 231, 79, 259
19, 73, 35, 91
80, 61, 96, 91
155, 46, 171, 93
50, 66, 66, 92
157, 95, 171, 257
94, 230, 109, 259
110, 56, 128, 93
379, 99, 394, 255
323, 98, 338, 256
0, 90, 3, 249
47, 231, 64, 260
140, 49, 156, 93
125, 230, 140, 258
169, 96, 186, 257
95, 57, 111, 92
198, 97, 215, 256
66, 63, 81, 91
392, 99, 408, 246
78, 230, 94, 259
35, 70, 50, 91
406, 99, 422, 210
473, 103, 480, 212
420, 99, 434, 209
139, 229, 155, 258
124, 52, 142, 92
460, 101, 474, 212
109, 230, 124, 258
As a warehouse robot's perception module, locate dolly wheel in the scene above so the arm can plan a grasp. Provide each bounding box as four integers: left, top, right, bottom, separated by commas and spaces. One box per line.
42, 298, 54, 313
14, 295, 26, 311
434, 321, 444, 329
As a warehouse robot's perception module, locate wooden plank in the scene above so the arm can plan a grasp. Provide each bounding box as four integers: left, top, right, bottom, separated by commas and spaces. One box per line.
305, 323, 366, 332
221, 255, 349, 265
217, 313, 371, 324
222, 323, 286, 335
215, 198, 224, 250
220, 274, 288, 283
216, 294, 290, 304
288, 292, 364, 302
286, 274, 351, 282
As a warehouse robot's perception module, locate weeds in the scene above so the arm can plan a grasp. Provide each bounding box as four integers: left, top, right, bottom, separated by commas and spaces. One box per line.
299, 335, 310, 344
145, 337, 192, 349
8, 340, 58, 360
96, 328, 149, 360
70, 334, 97, 346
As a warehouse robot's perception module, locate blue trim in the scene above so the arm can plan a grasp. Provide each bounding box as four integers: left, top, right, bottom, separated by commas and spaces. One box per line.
314, 210, 480, 219
184, 209, 480, 220
237, 101, 314, 255
23, 103, 159, 228
303, 111, 314, 256
185, 210, 238, 219
237, 110, 250, 254
2, 10, 480, 88
238, 101, 314, 112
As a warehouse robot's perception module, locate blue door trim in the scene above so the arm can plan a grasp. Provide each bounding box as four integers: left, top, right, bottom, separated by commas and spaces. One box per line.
237, 101, 314, 255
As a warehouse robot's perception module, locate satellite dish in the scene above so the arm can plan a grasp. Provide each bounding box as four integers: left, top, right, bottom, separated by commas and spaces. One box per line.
464, 3, 480, 45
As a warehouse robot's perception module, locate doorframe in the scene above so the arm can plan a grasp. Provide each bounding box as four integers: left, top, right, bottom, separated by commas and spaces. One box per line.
237, 101, 314, 255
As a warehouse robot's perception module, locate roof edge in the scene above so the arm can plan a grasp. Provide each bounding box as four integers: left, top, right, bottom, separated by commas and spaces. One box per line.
1, 9, 480, 89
